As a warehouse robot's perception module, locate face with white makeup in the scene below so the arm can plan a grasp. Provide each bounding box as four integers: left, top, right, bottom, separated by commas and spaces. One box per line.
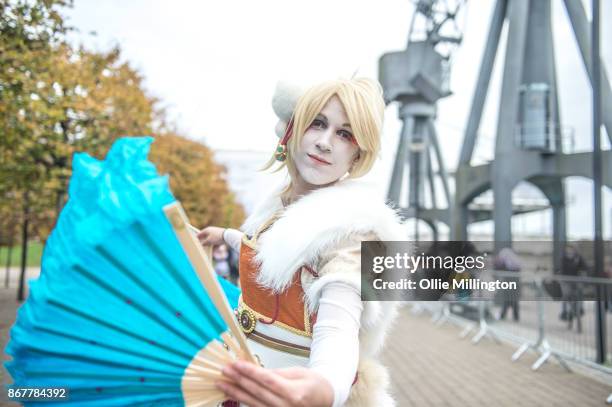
292, 95, 360, 187
262, 78, 385, 204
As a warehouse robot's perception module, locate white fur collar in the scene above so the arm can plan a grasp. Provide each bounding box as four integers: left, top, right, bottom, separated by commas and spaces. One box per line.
240, 178, 406, 293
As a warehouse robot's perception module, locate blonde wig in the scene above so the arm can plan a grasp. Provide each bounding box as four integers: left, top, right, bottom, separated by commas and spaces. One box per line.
262, 77, 385, 190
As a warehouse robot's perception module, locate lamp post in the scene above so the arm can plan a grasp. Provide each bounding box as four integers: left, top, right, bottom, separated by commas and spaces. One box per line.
591, 0, 606, 365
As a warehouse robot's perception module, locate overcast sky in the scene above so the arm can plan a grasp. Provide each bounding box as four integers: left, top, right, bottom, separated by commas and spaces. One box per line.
65, 0, 611, 238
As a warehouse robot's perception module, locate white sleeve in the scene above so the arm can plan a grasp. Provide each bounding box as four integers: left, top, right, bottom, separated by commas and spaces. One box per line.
222, 228, 243, 253
308, 281, 362, 407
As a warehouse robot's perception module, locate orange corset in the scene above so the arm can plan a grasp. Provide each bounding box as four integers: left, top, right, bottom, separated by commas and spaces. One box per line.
237, 235, 317, 337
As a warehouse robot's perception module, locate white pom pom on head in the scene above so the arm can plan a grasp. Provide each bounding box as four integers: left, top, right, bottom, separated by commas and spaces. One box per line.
274, 120, 288, 139
272, 81, 305, 139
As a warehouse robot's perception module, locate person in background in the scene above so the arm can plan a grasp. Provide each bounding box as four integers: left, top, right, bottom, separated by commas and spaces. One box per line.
559, 244, 589, 321
493, 247, 522, 321
212, 243, 239, 285
212, 243, 231, 280
603, 256, 612, 312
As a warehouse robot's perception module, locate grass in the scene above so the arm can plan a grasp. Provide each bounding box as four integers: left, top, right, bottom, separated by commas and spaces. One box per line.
0, 242, 43, 268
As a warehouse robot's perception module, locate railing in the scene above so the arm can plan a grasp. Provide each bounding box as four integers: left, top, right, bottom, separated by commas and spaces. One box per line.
416, 271, 612, 403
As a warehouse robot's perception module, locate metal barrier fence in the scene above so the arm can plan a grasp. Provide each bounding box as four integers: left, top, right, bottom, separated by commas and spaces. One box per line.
416, 271, 612, 402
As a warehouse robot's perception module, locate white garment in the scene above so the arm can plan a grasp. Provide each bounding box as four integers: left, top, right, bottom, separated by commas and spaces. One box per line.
309, 282, 362, 407
223, 228, 243, 253
238, 178, 404, 406
223, 228, 362, 407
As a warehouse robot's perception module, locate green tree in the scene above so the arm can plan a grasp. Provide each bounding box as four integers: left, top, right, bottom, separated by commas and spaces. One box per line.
1, 0, 245, 262
1, 0, 73, 294
1, 1, 156, 242
0, 0, 71, 194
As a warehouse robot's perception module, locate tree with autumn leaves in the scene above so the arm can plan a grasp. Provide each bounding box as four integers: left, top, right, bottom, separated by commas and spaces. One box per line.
0, 0, 245, 283
150, 134, 245, 229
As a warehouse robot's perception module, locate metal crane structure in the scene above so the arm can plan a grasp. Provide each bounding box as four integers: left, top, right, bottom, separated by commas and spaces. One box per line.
453, 0, 612, 270
380, 0, 611, 270
379, 0, 466, 242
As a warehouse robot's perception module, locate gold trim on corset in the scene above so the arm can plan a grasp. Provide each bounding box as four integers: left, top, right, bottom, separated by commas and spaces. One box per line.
303, 301, 312, 334
243, 211, 283, 249
241, 233, 257, 250
239, 210, 316, 339
237, 296, 313, 338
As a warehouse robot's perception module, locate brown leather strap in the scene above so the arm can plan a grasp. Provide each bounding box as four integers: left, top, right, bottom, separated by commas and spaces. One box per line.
247, 329, 311, 358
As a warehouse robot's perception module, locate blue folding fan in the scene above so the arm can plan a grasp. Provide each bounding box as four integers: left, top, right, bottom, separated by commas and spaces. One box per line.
4, 137, 255, 406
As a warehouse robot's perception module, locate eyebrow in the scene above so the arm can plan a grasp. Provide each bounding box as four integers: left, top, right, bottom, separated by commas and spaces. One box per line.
316, 113, 351, 129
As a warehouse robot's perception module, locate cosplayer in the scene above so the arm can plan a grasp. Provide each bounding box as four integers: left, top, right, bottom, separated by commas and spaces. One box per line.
199, 77, 406, 406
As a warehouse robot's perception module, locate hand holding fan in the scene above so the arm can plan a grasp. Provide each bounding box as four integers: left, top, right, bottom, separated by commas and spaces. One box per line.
4, 137, 253, 406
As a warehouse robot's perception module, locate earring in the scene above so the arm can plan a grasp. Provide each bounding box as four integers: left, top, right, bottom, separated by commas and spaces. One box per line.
275, 144, 287, 162
275, 117, 294, 162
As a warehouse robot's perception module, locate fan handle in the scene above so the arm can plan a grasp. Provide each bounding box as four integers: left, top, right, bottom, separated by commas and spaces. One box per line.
164, 203, 256, 364
187, 223, 213, 262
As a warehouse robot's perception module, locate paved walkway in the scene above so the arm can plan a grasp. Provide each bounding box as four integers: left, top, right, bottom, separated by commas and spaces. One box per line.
1, 268, 611, 406
381, 306, 611, 406
1, 290, 22, 406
